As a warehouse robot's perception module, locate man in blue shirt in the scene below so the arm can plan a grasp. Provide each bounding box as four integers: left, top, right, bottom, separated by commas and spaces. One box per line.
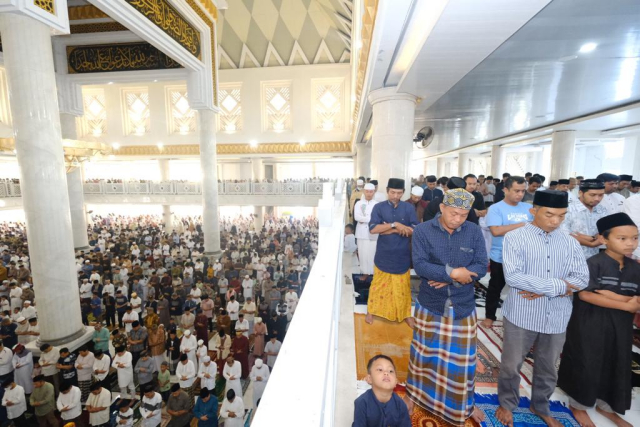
366, 178, 418, 327
193, 387, 218, 426
407, 188, 487, 425
481, 176, 533, 328
421, 175, 443, 203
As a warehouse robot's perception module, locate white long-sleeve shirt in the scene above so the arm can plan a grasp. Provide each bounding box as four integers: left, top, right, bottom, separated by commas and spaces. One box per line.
112, 352, 134, 388
140, 391, 163, 427
2, 384, 26, 419
197, 361, 217, 391
223, 360, 241, 382
220, 397, 245, 427
75, 352, 95, 382
57, 386, 82, 420
353, 198, 379, 241
0, 347, 14, 376
86, 387, 111, 425
176, 360, 196, 388
93, 355, 111, 381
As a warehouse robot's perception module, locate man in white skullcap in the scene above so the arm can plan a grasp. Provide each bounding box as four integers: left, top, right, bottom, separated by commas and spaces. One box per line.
407, 186, 427, 222
197, 355, 216, 391
20, 301, 36, 320
349, 179, 365, 223
179, 329, 198, 367
249, 358, 270, 409
354, 183, 379, 279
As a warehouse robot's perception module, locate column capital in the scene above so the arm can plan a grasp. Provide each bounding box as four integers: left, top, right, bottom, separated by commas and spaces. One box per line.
0, 0, 70, 34
368, 87, 417, 106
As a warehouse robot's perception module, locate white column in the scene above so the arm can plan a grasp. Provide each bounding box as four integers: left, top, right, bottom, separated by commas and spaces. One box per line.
60, 113, 90, 251
158, 159, 173, 234
199, 109, 222, 257
491, 145, 506, 178
254, 205, 264, 230
356, 143, 371, 178
550, 130, 576, 181
458, 152, 472, 177
368, 88, 417, 196
0, 14, 86, 346
252, 158, 264, 181
437, 157, 446, 177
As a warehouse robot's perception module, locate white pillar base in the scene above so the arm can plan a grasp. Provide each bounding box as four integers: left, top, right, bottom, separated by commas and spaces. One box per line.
26, 327, 93, 356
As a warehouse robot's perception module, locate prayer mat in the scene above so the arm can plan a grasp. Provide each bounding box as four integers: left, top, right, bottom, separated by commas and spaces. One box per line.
395, 385, 479, 427
475, 394, 580, 427
475, 341, 501, 388
354, 312, 413, 382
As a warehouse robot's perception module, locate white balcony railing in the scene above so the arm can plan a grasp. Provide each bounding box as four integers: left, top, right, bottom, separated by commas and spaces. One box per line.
1, 180, 335, 198
252, 181, 346, 426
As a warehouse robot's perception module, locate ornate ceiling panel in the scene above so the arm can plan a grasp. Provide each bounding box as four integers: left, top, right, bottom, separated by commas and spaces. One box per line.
218, 0, 352, 69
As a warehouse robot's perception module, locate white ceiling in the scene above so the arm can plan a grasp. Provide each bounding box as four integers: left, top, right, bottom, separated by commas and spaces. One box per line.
407, 0, 640, 156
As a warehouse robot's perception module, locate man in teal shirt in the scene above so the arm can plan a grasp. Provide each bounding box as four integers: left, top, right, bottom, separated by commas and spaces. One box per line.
193, 387, 218, 426
92, 323, 110, 357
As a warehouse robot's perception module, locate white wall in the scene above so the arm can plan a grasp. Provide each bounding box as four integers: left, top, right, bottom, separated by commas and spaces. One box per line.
217, 64, 351, 144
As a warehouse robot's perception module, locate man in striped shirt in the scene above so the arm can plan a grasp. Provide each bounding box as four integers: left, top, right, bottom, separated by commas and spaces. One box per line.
495, 190, 589, 427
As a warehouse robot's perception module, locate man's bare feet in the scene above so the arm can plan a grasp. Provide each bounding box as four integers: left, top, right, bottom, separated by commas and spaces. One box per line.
480, 318, 494, 329
365, 313, 373, 324
596, 406, 633, 427
402, 395, 414, 415
404, 317, 416, 329
471, 406, 485, 423
530, 406, 563, 427
495, 406, 513, 427
569, 406, 595, 427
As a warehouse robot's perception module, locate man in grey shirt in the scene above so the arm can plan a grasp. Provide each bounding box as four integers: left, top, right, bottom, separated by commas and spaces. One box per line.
134, 351, 157, 390
167, 383, 192, 426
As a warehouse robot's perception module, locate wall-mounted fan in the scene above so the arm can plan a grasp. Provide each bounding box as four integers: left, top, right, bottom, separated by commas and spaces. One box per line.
414, 126, 434, 149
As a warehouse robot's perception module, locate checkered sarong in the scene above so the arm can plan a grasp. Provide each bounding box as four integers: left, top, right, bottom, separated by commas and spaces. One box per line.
406, 303, 477, 425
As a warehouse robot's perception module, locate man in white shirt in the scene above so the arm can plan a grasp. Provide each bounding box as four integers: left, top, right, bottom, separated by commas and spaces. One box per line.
0, 341, 14, 384
2, 380, 27, 424
75, 347, 95, 403
112, 346, 135, 399
9, 284, 22, 311
250, 358, 270, 409
176, 354, 196, 405
57, 383, 82, 425
79, 279, 93, 301
226, 295, 240, 331
122, 305, 139, 333
285, 288, 299, 313
242, 297, 257, 334
86, 382, 111, 427
197, 355, 216, 391
140, 385, 163, 427
235, 314, 250, 338
264, 335, 282, 369
103, 279, 115, 298
38, 343, 59, 394
221, 389, 245, 427
179, 329, 197, 367
242, 275, 254, 301
130, 292, 143, 315
353, 183, 379, 278
598, 173, 625, 214
223, 356, 243, 398
623, 193, 640, 259
92, 350, 111, 386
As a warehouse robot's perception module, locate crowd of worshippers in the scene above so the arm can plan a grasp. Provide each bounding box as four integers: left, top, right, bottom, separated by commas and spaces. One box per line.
0, 212, 318, 426
346, 173, 639, 427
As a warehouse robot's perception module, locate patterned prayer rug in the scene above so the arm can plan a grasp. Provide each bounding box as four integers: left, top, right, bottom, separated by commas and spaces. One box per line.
477, 321, 545, 386
475, 341, 501, 388
395, 385, 480, 427
475, 394, 580, 427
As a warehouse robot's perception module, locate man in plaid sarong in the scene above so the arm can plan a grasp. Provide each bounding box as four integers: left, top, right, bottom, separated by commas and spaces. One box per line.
407, 187, 488, 425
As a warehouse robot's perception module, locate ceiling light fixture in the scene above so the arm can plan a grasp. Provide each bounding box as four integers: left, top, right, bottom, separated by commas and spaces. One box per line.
108, 82, 114, 85
249, 140, 258, 148
112, 142, 120, 150
299, 140, 306, 147
157, 142, 164, 150
579, 42, 597, 53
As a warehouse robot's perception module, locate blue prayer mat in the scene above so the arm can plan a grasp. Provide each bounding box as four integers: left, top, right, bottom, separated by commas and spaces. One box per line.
476, 394, 580, 427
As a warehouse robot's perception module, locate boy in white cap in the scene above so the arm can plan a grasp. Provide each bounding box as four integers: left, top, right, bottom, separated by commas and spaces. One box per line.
354, 183, 379, 280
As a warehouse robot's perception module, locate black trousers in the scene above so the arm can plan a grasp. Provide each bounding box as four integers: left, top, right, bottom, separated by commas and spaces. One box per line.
485, 260, 505, 321
117, 311, 126, 328
105, 309, 116, 328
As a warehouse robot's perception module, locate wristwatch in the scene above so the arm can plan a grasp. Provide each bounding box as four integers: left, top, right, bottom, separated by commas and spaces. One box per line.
391, 222, 396, 229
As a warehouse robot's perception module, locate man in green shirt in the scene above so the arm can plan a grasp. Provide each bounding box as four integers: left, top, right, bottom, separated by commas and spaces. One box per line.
92, 323, 110, 357
29, 375, 57, 426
